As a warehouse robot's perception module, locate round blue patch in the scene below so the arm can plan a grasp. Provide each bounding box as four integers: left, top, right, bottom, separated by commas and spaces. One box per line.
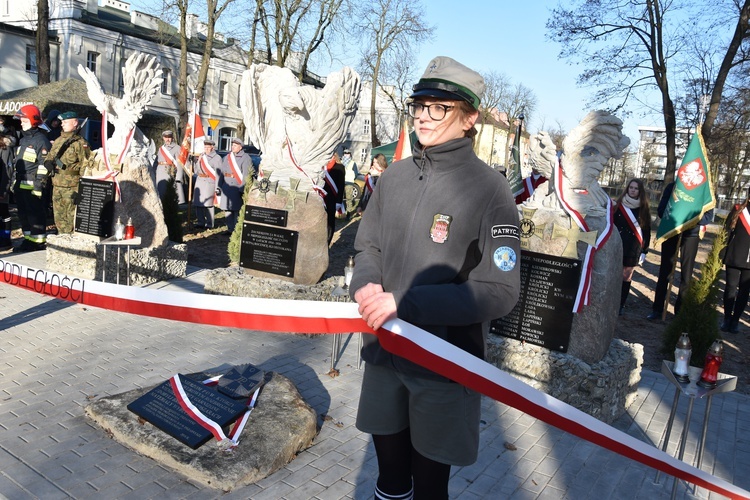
493, 246, 517, 271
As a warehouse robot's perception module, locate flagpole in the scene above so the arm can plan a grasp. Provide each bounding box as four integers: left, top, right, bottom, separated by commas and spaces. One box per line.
188, 94, 197, 229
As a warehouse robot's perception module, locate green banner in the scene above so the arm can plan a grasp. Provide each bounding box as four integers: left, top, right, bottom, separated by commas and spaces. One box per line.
507, 117, 524, 197
656, 127, 716, 242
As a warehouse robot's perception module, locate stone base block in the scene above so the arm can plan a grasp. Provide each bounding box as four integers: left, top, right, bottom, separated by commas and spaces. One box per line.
205, 266, 342, 301
85, 371, 317, 491
46, 234, 187, 285
486, 336, 643, 424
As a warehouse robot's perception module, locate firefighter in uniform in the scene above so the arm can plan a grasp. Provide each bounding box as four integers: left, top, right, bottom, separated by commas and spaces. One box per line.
13, 104, 51, 253
153, 130, 186, 204
216, 137, 252, 234
45, 111, 91, 234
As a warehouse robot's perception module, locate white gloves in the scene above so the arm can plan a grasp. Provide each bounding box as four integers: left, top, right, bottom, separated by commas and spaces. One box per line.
638, 253, 646, 266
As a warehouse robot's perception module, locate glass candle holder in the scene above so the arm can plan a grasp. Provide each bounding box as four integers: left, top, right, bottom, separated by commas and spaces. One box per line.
672, 332, 692, 383
697, 340, 724, 389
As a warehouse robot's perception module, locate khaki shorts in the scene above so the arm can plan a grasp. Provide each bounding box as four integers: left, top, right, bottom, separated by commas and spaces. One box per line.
356, 362, 481, 466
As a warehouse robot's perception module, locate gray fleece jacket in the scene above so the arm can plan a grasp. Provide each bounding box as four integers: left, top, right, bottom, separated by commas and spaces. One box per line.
350, 137, 521, 381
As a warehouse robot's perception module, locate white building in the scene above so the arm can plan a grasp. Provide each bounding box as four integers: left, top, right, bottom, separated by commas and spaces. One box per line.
634, 125, 692, 187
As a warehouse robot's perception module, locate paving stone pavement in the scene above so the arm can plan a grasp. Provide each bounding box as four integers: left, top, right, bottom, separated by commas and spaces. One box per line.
1, 250, 749, 499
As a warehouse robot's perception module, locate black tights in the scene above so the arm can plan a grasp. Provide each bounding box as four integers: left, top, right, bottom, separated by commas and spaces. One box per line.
373, 428, 451, 500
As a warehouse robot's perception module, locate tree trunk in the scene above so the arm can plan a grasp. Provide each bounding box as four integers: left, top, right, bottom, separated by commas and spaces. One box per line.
35, 0, 51, 84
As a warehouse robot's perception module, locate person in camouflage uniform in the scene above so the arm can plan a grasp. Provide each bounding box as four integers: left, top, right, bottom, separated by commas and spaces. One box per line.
46, 111, 90, 234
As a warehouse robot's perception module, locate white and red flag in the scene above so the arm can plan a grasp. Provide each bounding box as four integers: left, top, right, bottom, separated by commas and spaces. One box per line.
178, 97, 206, 167
393, 118, 412, 162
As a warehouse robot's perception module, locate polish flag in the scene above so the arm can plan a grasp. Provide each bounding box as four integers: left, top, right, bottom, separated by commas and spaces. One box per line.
178, 97, 206, 166
393, 118, 412, 162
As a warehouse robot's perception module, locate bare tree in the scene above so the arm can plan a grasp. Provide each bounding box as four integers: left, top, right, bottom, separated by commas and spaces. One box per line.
476, 71, 511, 159
548, 0, 681, 185
498, 82, 537, 167
35, 0, 50, 84
548, 0, 750, 187
248, 0, 347, 79
355, 0, 433, 147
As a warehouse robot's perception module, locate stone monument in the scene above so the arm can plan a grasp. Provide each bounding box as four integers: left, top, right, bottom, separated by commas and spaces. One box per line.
487, 111, 643, 423
45, 53, 187, 284
234, 63, 361, 285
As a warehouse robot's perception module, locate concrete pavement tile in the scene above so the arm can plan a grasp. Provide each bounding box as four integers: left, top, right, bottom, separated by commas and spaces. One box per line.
312, 479, 356, 500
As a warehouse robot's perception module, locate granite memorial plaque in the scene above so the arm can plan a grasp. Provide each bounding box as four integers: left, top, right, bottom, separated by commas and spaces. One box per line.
239, 223, 298, 277
74, 177, 115, 238
127, 374, 247, 449
490, 251, 581, 353
245, 205, 288, 228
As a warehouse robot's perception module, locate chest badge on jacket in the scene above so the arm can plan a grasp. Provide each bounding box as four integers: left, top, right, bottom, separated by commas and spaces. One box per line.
430, 214, 452, 243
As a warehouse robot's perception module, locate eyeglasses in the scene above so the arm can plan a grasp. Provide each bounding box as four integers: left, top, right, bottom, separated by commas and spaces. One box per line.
407, 102, 455, 121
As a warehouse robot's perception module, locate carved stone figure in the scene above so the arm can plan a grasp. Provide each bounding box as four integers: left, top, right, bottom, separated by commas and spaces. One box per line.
77, 53, 168, 248
520, 110, 629, 363
241, 64, 361, 192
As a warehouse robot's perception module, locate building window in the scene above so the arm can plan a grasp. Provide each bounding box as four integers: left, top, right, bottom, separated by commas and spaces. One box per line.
363, 118, 370, 135
218, 127, 237, 152
87, 51, 99, 73
219, 81, 227, 105
26, 45, 37, 73
359, 148, 368, 164
161, 68, 171, 95
118, 60, 126, 93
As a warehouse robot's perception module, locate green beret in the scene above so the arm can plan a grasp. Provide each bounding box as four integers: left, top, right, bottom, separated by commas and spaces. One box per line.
58, 111, 78, 120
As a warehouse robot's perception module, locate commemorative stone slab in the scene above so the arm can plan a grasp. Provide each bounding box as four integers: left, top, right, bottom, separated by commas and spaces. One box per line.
240, 222, 298, 277
74, 177, 115, 238
245, 204, 288, 227
490, 250, 581, 352
127, 374, 247, 449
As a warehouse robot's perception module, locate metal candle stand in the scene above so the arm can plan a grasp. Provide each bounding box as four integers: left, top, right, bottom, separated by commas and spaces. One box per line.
99, 236, 142, 285
330, 284, 362, 371
656, 360, 737, 499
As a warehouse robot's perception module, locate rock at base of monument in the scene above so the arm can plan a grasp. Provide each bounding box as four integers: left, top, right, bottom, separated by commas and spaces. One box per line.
205, 266, 343, 302
85, 371, 317, 491
127, 374, 249, 449
487, 337, 643, 425
46, 234, 187, 285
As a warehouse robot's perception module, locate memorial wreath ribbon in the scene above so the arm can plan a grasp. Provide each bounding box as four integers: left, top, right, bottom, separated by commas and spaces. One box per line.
98, 111, 122, 201
0, 259, 748, 499
285, 134, 327, 200
554, 160, 614, 312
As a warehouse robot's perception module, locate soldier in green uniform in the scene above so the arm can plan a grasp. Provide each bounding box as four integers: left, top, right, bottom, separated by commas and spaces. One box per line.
45, 111, 90, 234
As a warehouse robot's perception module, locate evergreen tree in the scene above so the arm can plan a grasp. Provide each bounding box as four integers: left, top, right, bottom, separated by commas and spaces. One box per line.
662, 228, 727, 366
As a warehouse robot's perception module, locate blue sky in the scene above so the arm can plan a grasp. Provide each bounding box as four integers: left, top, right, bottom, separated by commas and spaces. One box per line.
407, 1, 646, 144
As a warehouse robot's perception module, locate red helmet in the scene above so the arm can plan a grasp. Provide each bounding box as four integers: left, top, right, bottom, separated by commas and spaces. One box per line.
15, 104, 43, 127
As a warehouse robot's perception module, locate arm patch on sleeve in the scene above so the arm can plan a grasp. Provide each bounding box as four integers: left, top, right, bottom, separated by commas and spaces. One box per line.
491, 224, 520, 240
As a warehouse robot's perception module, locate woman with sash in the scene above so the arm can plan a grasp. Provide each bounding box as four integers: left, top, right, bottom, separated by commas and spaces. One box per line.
721, 188, 750, 333
614, 178, 651, 316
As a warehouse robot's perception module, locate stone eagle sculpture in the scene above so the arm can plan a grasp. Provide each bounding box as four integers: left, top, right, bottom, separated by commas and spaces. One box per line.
78, 53, 162, 163
241, 63, 361, 191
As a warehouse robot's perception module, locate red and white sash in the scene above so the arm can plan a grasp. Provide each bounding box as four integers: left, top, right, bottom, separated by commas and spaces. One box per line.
619, 203, 644, 247
364, 174, 375, 195
286, 133, 326, 200
199, 155, 218, 205
116, 127, 135, 164
228, 152, 243, 181
740, 207, 750, 235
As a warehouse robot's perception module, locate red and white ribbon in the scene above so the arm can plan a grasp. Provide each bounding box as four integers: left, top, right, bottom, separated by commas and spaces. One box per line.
115, 127, 135, 164
199, 155, 218, 206
554, 160, 614, 311
286, 135, 326, 200
619, 203, 644, 247
98, 111, 122, 201
364, 174, 375, 195
0, 259, 748, 500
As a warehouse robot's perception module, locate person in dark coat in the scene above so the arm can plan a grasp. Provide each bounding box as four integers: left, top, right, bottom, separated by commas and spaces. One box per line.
324, 153, 345, 244
613, 178, 651, 315
721, 188, 750, 333
0, 118, 17, 251
647, 181, 713, 319
193, 139, 221, 229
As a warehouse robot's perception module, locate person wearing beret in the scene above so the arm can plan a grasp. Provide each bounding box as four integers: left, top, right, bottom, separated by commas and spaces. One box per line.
153, 130, 186, 204
216, 138, 252, 234
193, 139, 221, 229
349, 56, 521, 499
45, 111, 90, 234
